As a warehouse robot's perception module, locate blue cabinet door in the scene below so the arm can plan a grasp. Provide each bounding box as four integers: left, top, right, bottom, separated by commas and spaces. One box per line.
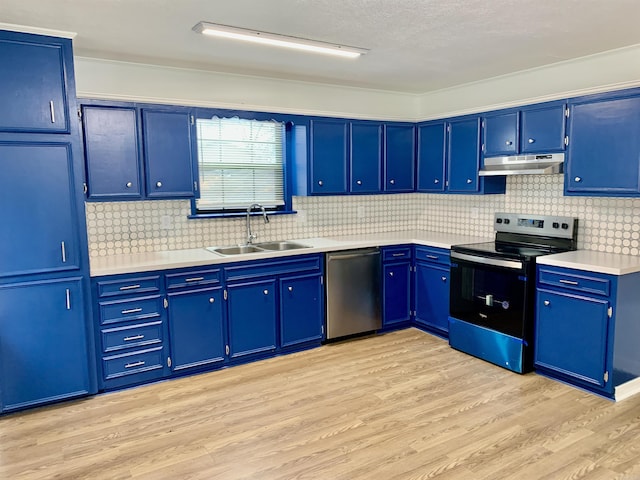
0, 32, 70, 134
82, 105, 142, 199
535, 289, 610, 388
167, 287, 225, 372
310, 119, 348, 194
414, 262, 449, 335
417, 123, 446, 192
0, 142, 80, 277
350, 122, 382, 193
142, 109, 196, 198
279, 273, 324, 348
382, 262, 411, 326
384, 124, 415, 192
0, 278, 92, 412
566, 95, 640, 195
447, 118, 481, 192
227, 279, 277, 359
520, 104, 566, 153
483, 112, 518, 157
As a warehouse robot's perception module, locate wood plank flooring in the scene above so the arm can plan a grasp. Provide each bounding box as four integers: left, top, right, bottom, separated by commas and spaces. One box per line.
2, 328, 640, 479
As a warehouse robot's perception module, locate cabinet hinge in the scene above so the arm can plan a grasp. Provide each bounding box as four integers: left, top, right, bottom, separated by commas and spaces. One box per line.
224, 289, 228, 300
564, 136, 569, 146
481, 120, 485, 129
194, 181, 198, 192
83, 183, 88, 195
167, 356, 172, 367
604, 371, 609, 382
190, 115, 195, 125
225, 345, 230, 355
608, 306, 613, 318
565, 107, 570, 118
321, 325, 325, 335
320, 276, 324, 286
447, 125, 451, 133
77, 108, 82, 119
163, 298, 168, 309
445, 180, 449, 187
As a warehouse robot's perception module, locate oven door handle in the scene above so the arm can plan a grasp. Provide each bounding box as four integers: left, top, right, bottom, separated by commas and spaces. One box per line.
451, 251, 523, 270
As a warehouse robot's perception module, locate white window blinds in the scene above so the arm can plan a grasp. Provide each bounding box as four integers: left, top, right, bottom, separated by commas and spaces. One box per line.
195, 116, 285, 211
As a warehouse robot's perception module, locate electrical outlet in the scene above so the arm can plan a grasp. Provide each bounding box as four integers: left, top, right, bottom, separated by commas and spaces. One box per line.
160, 215, 172, 230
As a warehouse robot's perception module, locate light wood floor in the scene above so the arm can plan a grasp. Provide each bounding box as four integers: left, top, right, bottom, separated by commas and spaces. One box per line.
2, 328, 640, 479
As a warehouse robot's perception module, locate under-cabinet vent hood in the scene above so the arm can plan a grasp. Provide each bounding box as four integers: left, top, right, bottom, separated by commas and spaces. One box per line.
479, 153, 565, 176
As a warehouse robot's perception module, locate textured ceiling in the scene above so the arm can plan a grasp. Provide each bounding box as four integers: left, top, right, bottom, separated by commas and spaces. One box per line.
3, 0, 640, 93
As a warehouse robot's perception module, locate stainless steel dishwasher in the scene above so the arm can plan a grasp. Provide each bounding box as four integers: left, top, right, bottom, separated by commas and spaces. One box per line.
325, 248, 381, 339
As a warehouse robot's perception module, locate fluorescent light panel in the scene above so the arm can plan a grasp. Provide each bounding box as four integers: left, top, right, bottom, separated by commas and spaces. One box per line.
193, 22, 368, 58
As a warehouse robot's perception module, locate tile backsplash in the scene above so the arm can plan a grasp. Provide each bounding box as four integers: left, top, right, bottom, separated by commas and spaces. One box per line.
86, 175, 640, 258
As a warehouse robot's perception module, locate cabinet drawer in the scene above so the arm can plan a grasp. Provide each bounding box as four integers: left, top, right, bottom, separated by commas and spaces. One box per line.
97, 276, 161, 298
165, 269, 221, 290
102, 347, 164, 380
538, 268, 611, 297
414, 246, 450, 266
225, 255, 322, 282
99, 295, 163, 325
382, 246, 412, 262
101, 321, 163, 353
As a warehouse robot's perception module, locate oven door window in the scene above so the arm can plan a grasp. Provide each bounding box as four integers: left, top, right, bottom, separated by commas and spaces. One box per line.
450, 259, 528, 338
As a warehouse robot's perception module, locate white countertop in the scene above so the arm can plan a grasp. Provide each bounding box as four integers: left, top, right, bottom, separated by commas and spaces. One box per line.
537, 250, 640, 276
90, 231, 490, 277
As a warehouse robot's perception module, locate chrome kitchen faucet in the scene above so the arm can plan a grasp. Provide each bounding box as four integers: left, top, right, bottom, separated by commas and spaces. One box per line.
246, 203, 269, 244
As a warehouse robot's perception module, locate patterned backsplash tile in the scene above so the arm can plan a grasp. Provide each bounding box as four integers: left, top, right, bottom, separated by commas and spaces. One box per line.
86, 175, 640, 258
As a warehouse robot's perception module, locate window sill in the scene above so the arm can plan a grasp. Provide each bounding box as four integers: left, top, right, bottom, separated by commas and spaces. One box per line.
188, 209, 297, 220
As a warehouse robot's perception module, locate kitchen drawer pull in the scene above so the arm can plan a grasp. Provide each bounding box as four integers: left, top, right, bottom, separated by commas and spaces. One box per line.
574, 176, 582, 183
123, 335, 145, 342
505, 140, 512, 145
209, 297, 215, 303
356, 180, 362, 185
263, 290, 269, 295
466, 179, 473, 184
126, 181, 133, 188
441, 276, 447, 282
156, 181, 162, 188
119, 284, 141, 291
121, 308, 143, 315
528, 138, 535, 144
559, 279, 579, 286
61, 241, 67, 263
49, 100, 56, 123
389, 179, 395, 185
426, 254, 439, 260
389, 271, 394, 277
288, 286, 293, 292
185, 277, 205, 282
543, 300, 550, 306
392, 253, 406, 257
434, 179, 439, 184
124, 361, 145, 369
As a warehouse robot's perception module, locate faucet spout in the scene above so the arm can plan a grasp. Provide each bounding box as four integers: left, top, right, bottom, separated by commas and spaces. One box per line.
246, 203, 269, 244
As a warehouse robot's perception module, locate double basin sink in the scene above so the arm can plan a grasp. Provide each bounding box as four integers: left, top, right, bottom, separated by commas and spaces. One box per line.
207, 241, 311, 256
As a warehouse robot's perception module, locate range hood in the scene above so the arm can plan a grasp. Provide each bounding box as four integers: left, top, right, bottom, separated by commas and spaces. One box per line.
479, 153, 565, 176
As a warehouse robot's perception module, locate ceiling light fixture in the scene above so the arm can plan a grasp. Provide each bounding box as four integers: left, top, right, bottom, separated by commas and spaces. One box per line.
192, 22, 368, 59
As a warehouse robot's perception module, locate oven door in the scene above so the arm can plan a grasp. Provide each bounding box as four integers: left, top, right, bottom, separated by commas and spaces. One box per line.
449, 251, 530, 339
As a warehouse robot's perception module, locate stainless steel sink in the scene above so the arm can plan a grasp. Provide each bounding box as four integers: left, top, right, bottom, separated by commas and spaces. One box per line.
207, 241, 311, 256
208, 245, 265, 256
254, 241, 311, 251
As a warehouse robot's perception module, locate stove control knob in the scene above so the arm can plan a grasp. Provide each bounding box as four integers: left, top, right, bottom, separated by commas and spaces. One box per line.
503, 218, 510, 224
496, 218, 503, 224
561, 223, 569, 230
552, 222, 560, 229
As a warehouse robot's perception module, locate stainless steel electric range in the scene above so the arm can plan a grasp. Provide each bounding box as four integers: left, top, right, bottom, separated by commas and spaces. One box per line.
448, 212, 578, 373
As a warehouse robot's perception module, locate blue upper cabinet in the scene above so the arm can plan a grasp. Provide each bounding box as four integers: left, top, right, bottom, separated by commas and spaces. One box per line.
417, 122, 446, 192
448, 117, 481, 192
483, 112, 518, 157
350, 122, 382, 193
0, 31, 71, 134
81, 105, 142, 199
483, 102, 567, 157
310, 119, 348, 194
142, 108, 197, 198
0, 142, 80, 277
384, 124, 415, 192
565, 91, 640, 196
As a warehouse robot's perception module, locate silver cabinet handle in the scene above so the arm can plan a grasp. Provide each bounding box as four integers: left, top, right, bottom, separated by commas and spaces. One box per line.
156, 181, 162, 188
441, 276, 447, 282
559, 279, 579, 285
65, 288, 71, 310
389, 179, 395, 185
209, 298, 215, 303
356, 180, 362, 185
288, 286, 293, 292
318, 180, 323, 186
185, 277, 204, 282
466, 179, 472, 184
125, 361, 145, 369
119, 284, 141, 291
263, 290, 269, 295
121, 307, 143, 314
426, 255, 439, 260
126, 182, 133, 188
574, 176, 582, 182
49, 100, 56, 123
124, 335, 144, 342
505, 140, 512, 145
61, 241, 67, 263
543, 300, 550, 306
392, 253, 405, 257
434, 179, 439, 184
528, 138, 535, 144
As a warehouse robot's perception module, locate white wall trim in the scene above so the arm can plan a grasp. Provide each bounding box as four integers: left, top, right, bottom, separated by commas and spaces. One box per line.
615, 376, 640, 401
0, 22, 76, 39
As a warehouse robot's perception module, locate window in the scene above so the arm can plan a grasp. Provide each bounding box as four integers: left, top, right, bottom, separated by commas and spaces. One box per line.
195, 116, 286, 213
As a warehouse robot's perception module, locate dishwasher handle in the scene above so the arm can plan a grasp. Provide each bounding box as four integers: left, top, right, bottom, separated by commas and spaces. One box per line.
327, 249, 380, 261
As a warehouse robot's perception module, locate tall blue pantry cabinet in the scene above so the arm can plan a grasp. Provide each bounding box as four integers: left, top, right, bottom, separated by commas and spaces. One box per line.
0, 30, 97, 413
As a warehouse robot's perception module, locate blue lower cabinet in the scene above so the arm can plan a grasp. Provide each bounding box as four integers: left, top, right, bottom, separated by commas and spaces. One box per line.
382, 262, 412, 326
279, 273, 324, 349
0, 278, 94, 412
167, 286, 225, 372
414, 261, 450, 336
227, 279, 277, 360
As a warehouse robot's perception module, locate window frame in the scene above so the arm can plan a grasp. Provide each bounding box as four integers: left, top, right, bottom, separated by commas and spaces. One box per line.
189, 108, 307, 218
